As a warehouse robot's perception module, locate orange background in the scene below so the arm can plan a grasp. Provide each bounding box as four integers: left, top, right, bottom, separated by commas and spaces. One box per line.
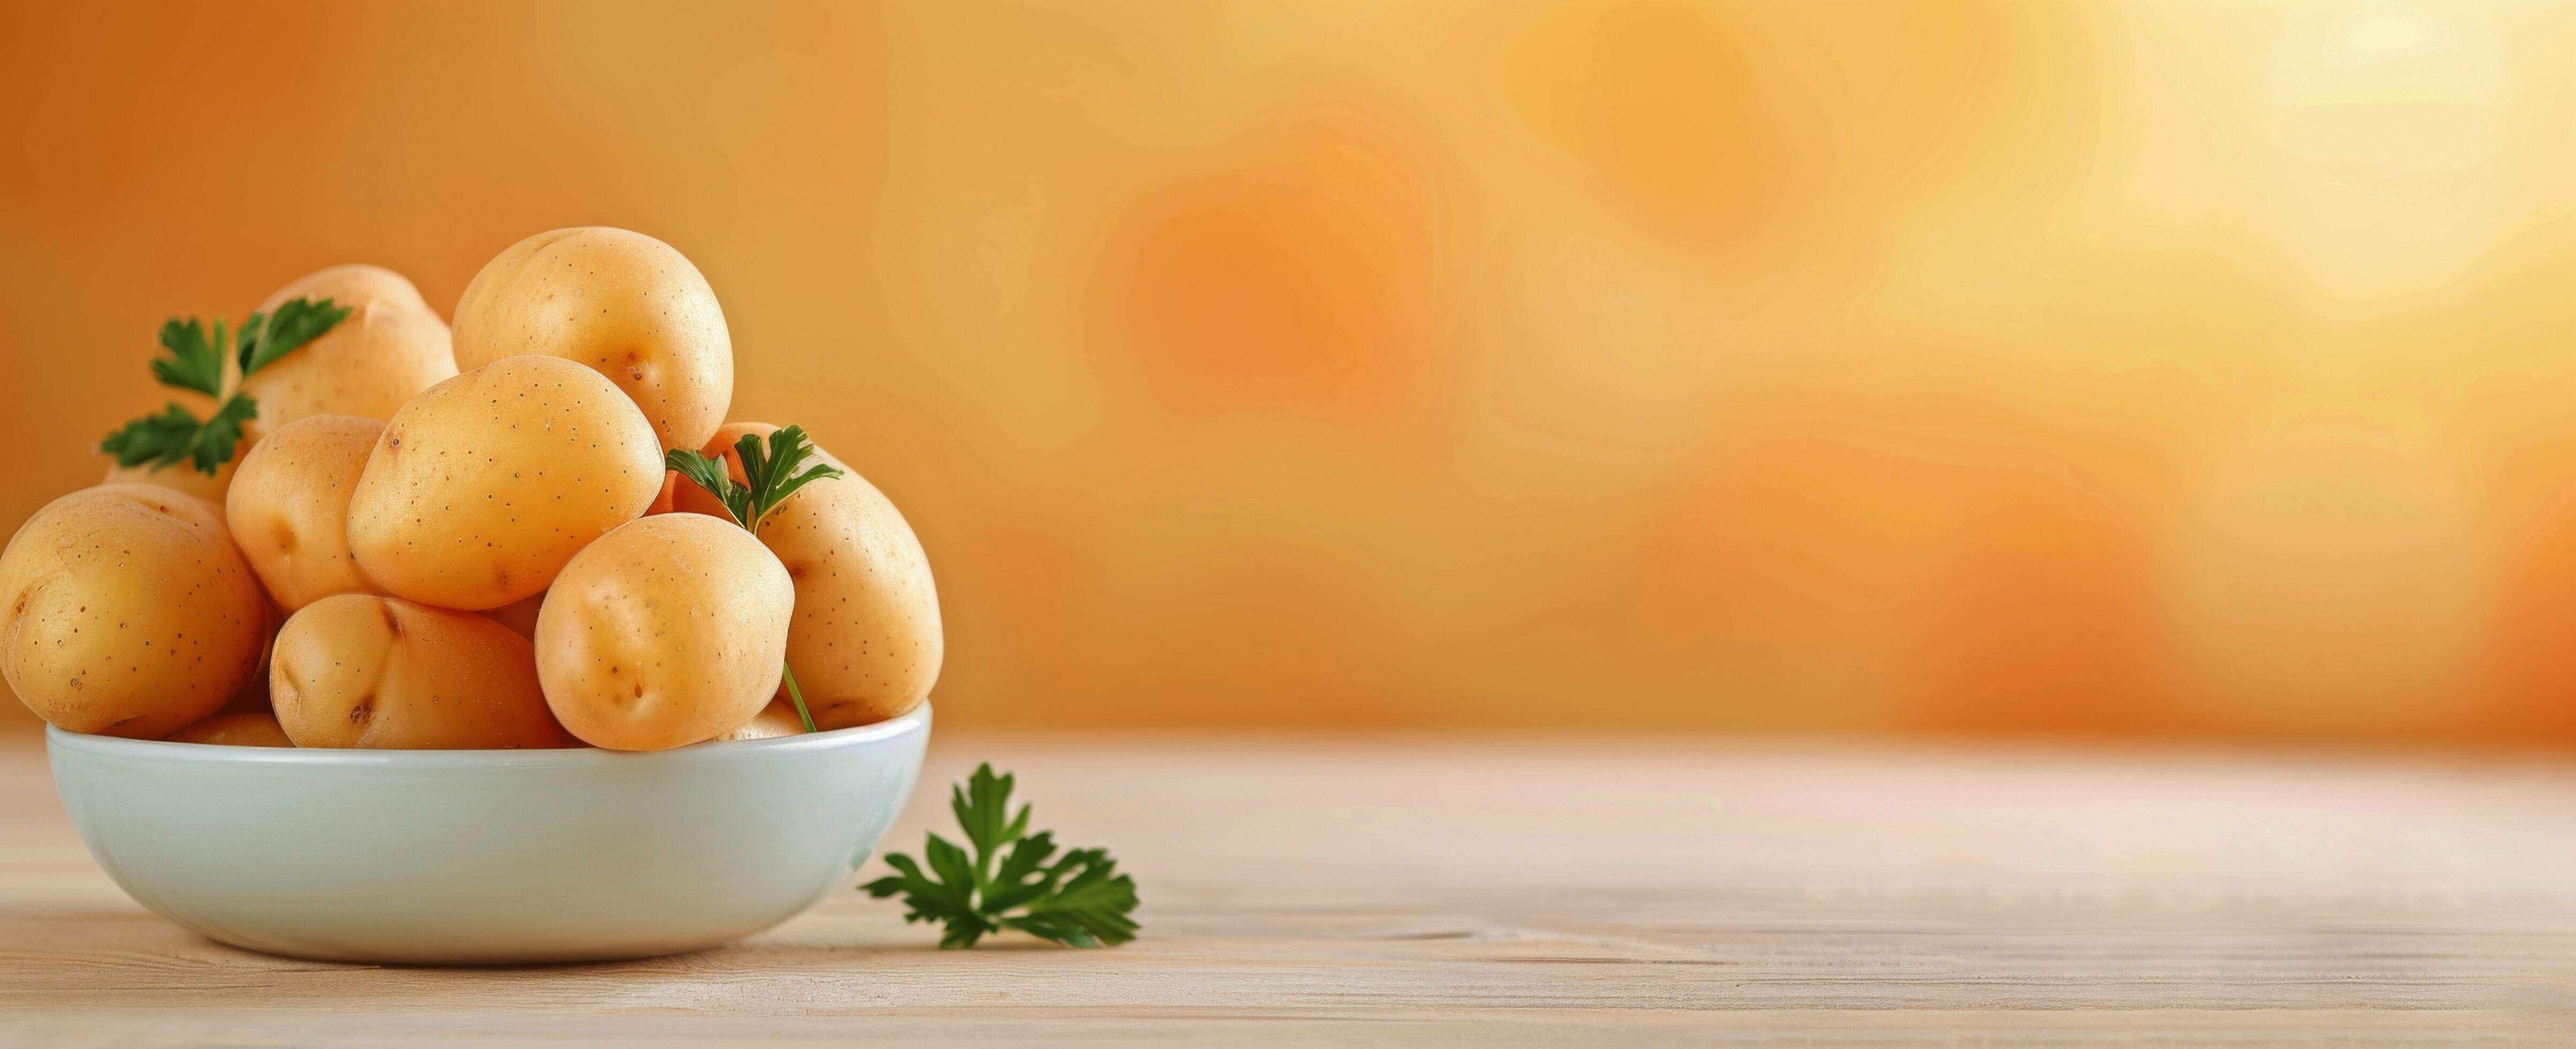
8, 1, 2576, 741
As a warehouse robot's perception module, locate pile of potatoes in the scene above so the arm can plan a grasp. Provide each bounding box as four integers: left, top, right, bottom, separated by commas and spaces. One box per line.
0, 228, 942, 750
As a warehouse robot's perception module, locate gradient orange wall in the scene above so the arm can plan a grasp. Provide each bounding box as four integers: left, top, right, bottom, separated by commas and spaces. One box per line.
9, 1, 2576, 741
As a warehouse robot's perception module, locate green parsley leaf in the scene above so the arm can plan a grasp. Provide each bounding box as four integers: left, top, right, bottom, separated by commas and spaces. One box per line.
149, 317, 227, 398
99, 403, 205, 469
862, 764, 1141, 949
664, 424, 845, 533
97, 394, 259, 476
664, 424, 846, 734
193, 394, 259, 474
102, 298, 351, 476
239, 297, 352, 377
664, 446, 757, 528
734, 424, 843, 529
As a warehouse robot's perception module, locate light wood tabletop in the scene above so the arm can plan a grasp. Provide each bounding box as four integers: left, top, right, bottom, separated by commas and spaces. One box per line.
2, 724, 2572, 1045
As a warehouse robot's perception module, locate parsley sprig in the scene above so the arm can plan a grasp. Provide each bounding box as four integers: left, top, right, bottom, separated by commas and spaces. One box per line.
665, 424, 844, 533
864, 764, 1141, 948
101, 299, 352, 474
666, 425, 846, 733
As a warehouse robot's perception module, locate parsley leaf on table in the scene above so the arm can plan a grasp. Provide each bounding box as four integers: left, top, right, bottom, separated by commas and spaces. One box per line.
864, 764, 1141, 949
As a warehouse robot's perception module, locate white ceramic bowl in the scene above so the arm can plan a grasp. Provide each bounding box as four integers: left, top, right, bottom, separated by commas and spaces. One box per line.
46, 705, 930, 964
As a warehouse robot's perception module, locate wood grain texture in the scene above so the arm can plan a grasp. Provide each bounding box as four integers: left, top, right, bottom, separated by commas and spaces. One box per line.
2, 726, 2572, 1045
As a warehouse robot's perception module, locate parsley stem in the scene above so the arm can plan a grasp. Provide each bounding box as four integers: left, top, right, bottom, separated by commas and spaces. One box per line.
782, 661, 818, 733
663, 425, 842, 738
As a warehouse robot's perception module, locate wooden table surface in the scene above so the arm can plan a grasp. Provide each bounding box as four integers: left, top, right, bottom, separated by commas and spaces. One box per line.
3, 725, 2573, 1046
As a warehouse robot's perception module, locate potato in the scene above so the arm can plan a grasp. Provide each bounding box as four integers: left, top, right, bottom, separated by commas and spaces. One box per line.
677, 423, 942, 728
451, 227, 731, 451
713, 700, 806, 742
224, 415, 386, 612
0, 485, 267, 738
346, 354, 663, 610
271, 594, 575, 749
243, 264, 458, 431
167, 712, 293, 747
536, 513, 792, 751
102, 449, 241, 505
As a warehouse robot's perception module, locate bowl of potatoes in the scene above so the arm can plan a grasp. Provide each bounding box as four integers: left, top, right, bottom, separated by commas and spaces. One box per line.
5, 228, 945, 963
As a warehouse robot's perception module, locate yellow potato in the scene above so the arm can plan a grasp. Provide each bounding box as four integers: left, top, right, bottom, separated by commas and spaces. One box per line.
102, 433, 245, 504
167, 712, 294, 747
243, 264, 458, 431
0, 485, 267, 738
451, 227, 732, 451
225, 415, 387, 612
271, 594, 575, 749
713, 700, 806, 742
346, 354, 663, 610
536, 513, 792, 751
678, 423, 943, 728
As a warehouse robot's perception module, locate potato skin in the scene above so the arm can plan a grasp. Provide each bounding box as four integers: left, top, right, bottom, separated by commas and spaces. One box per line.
0, 485, 267, 738
225, 415, 387, 612
271, 594, 575, 749
102, 451, 240, 505
346, 355, 663, 610
536, 513, 792, 751
713, 700, 806, 742
677, 423, 943, 728
243, 264, 458, 431
451, 228, 732, 452
167, 712, 294, 747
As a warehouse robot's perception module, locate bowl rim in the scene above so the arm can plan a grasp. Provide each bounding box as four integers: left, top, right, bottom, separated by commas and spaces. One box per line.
46, 703, 931, 768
